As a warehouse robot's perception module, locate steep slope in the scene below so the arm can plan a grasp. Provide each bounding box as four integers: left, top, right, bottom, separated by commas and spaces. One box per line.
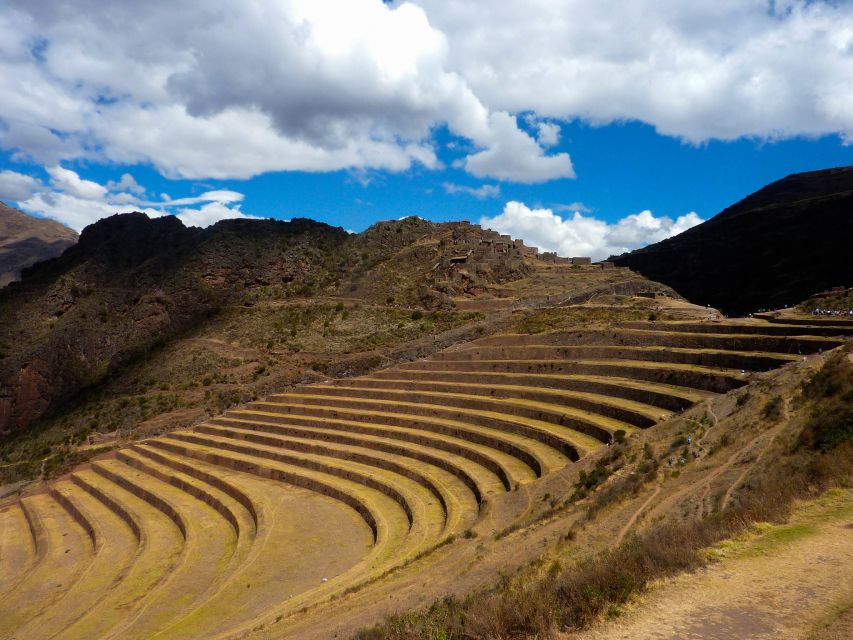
1, 313, 849, 640
0, 213, 533, 441
0, 203, 77, 287
611, 166, 853, 315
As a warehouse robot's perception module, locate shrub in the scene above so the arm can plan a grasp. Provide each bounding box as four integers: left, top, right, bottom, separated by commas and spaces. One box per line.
799, 353, 853, 452
761, 395, 784, 422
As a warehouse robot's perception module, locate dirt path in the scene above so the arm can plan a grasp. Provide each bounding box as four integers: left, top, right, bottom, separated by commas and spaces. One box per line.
645, 401, 776, 525
181, 337, 261, 360
615, 484, 661, 546
568, 490, 853, 640
719, 398, 790, 511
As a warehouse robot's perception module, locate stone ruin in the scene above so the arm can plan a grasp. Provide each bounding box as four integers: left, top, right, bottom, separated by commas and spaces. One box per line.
432, 223, 529, 292
431, 223, 614, 294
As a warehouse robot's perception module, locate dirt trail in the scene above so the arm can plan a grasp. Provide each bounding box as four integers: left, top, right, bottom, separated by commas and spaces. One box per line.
615, 484, 661, 546
569, 490, 853, 640
645, 401, 773, 525
719, 397, 790, 511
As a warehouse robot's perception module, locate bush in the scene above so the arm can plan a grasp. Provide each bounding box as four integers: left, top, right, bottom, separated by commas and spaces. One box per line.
761, 395, 784, 422
799, 353, 853, 452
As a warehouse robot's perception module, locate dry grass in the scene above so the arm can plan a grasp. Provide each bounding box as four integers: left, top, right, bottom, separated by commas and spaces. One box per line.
352, 354, 853, 640
798, 352, 853, 452
510, 306, 672, 335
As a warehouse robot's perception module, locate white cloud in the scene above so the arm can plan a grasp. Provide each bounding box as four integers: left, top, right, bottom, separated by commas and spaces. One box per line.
0, 0, 565, 183
480, 201, 703, 260
106, 173, 145, 195
2, 1, 853, 189
524, 115, 561, 147
138, 190, 244, 207
47, 165, 107, 200
173, 201, 262, 228
16, 165, 259, 231
416, 0, 853, 143
19, 191, 147, 232
0, 170, 42, 202
442, 182, 500, 199
554, 201, 592, 213
464, 112, 574, 183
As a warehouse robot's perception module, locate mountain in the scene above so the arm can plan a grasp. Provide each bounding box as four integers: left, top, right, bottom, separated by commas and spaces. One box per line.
0, 212, 531, 438
0, 202, 77, 287
611, 166, 853, 315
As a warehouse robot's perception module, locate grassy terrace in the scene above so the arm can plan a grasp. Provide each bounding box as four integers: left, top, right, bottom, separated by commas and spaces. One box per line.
0, 316, 846, 639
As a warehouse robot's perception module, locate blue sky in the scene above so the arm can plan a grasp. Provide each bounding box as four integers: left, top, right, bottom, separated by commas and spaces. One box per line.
2, 1, 852, 259
5, 123, 850, 232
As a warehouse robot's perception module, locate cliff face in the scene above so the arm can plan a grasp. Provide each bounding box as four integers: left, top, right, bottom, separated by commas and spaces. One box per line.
612, 166, 853, 316
0, 203, 77, 287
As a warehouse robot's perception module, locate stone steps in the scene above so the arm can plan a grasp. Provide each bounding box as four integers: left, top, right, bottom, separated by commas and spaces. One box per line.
103, 445, 375, 640
222, 408, 544, 484
86, 457, 237, 640
5, 317, 841, 638
258, 393, 592, 462
753, 314, 853, 328
398, 358, 747, 393
164, 431, 446, 543
61, 467, 185, 640
618, 320, 853, 337
431, 344, 798, 371
366, 369, 709, 411
305, 380, 663, 428
191, 423, 479, 535
0, 502, 38, 597
471, 329, 842, 353
0, 492, 93, 635
207, 414, 516, 493
236, 402, 571, 477
147, 435, 409, 551
13, 480, 140, 640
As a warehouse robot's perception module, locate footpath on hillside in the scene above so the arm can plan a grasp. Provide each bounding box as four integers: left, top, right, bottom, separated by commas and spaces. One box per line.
568, 489, 853, 640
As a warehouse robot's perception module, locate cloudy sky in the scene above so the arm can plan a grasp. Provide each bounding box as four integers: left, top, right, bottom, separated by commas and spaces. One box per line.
1, 0, 852, 259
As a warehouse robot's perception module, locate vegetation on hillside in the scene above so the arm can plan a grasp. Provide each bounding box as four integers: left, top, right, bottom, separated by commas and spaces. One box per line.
797, 289, 853, 313
354, 352, 853, 640
510, 304, 675, 334
0, 213, 515, 487
799, 352, 853, 452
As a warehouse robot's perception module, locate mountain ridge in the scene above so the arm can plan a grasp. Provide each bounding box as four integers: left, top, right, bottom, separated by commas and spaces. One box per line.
0, 202, 78, 287
611, 166, 853, 315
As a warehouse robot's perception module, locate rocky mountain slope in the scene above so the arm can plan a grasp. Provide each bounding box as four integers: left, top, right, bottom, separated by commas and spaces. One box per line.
0, 212, 534, 441
0, 203, 77, 287
611, 166, 853, 315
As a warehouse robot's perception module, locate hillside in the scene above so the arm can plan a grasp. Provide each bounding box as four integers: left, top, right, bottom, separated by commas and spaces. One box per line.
0, 206, 850, 639
0, 202, 77, 287
611, 166, 853, 315
0, 212, 666, 483
3, 206, 850, 640
0, 300, 850, 640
